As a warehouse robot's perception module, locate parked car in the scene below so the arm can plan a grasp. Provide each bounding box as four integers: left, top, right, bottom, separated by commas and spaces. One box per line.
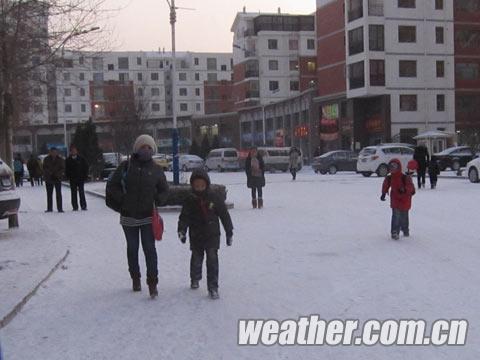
357, 144, 415, 177
177, 155, 205, 171
466, 157, 480, 183
152, 154, 171, 171
101, 152, 123, 179
257, 147, 303, 172
434, 146, 477, 172
312, 150, 358, 175
205, 148, 240, 172
0, 158, 20, 228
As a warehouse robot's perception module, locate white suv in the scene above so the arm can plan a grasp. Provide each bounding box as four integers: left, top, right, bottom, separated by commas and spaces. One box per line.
357, 144, 414, 177
0, 158, 20, 228
466, 157, 480, 183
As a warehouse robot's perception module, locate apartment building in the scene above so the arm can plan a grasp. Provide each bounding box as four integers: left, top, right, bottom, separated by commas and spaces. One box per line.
231, 9, 317, 110
315, 0, 457, 151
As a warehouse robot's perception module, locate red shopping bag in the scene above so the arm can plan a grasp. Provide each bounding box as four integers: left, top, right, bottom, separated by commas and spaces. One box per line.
152, 207, 164, 241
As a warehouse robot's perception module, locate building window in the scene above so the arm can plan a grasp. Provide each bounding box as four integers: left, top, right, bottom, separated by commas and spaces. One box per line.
268, 39, 278, 50
399, 60, 417, 77
455, 62, 479, 80
195, 73, 200, 81
196, 103, 201, 111
33, 88, 42, 97
269, 81, 279, 91
81, 104, 86, 113
151, 88, 160, 96
107, 64, 114, 71
437, 94, 445, 111
180, 103, 188, 112
348, 61, 365, 89
136, 73, 142, 81
436, 60, 445, 77
348, 0, 363, 22
79, 73, 85, 81
152, 72, 160, 81
290, 81, 300, 91
80, 88, 86, 97
307, 61, 316, 72
307, 39, 315, 50
92, 57, 103, 70
79, 56, 84, 65
370, 60, 385, 86
195, 88, 200, 96
398, 26, 416, 43
400, 95, 417, 111
289, 39, 299, 50
137, 57, 142, 65
369, 25, 384, 51
118, 57, 129, 69
398, 0, 415, 8
207, 73, 218, 82
436, 27, 444, 44
348, 26, 364, 55
65, 104, 72, 113
63, 73, 70, 81
269, 60, 279, 71
194, 57, 199, 66
179, 88, 187, 96
368, 0, 384, 15
119, 73, 129, 82
138, 88, 144, 97
152, 103, 160, 112
179, 73, 187, 81
290, 60, 299, 71
33, 104, 43, 113
64, 88, 72, 97
221, 64, 227, 71
207, 58, 217, 70
435, 0, 443, 10
93, 72, 104, 82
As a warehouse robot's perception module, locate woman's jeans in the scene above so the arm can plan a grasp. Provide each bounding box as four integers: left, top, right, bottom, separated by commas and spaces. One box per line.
122, 224, 158, 280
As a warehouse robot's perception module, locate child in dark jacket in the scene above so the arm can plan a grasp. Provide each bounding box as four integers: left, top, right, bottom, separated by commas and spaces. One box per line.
178, 169, 234, 299
428, 156, 440, 189
381, 159, 416, 240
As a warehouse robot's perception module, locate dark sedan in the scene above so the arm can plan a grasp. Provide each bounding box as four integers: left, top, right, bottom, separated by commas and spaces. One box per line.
312, 150, 358, 175
434, 146, 477, 171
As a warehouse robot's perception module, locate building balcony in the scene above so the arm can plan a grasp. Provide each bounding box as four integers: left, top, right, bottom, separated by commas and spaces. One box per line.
368, 0, 383, 16
246, 90, 260, 99
348, 8, 363, 22
244, 29, 256, 37
349, 77, 365, 90
245, 70, 259, 78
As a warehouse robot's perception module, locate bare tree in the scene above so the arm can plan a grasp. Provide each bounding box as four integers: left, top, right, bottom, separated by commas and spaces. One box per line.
0, 0, 114, 165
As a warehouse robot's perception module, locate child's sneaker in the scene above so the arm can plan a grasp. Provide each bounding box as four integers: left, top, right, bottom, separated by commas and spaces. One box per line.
190, 280, 199, 289
391, 233, 400, 240
209, 289, 220, 300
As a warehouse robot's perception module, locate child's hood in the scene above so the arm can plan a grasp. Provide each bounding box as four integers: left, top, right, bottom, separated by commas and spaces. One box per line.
189, 169, 211, 189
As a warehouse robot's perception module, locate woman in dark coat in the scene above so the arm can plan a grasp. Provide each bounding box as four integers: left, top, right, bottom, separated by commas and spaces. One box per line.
106, 135, 169, 299
413, 145, 430, 189
245, 148, 266, 209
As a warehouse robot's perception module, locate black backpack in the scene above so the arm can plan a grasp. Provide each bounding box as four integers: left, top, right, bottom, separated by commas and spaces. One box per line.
105, 161, 129, 212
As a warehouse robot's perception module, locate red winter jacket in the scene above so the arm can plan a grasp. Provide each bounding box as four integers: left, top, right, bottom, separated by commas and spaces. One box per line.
382, 159, 415, 211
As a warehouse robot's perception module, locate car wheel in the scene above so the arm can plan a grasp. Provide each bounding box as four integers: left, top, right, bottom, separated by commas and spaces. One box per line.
314, 169, 319, 174
320, 170, 327, 175
8, 214, 19, 228
469, 168, 479, 183
328, 165, 337, 175
362, 172, 372, 178
377, 164, 389, 177
452, 160, 461, 171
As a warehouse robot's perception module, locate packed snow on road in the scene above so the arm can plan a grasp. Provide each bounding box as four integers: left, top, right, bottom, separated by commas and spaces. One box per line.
0, 169, 479, 359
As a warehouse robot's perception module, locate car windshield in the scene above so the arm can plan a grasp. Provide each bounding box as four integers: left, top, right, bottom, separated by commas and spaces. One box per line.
224, 151, 237, 158
360, 148, 376, 156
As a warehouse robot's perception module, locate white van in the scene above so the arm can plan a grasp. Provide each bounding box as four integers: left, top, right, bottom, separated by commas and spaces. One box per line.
0, 158, 20, 228
258, 147, 303, 172
205, 148, 240, 172
357, 144, 414, 177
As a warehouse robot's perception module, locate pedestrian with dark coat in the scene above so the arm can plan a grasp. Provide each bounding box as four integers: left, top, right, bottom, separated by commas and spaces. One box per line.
13, 154, 24, 187
413, 145, 430, 189
27, 154, 40, 187
178, 169, 233, 300
65, 145, 89, 211
43, 147, 65, 213
289, 147, 300, 181
106, 135, 169, 299
245, 148, 266, 209
381, 159, 416, 240
428, 155, 440, 189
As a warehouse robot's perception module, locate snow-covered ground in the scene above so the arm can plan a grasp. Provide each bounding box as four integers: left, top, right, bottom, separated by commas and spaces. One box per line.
1, 169, 479, 359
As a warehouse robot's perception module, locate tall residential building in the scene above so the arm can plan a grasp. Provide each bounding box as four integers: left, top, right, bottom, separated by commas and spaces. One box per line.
231, 9, 317, 110
315, 0, 457, 151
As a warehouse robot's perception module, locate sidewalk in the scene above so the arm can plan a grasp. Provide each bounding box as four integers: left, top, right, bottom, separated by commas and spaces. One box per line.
0, 188, 69, 329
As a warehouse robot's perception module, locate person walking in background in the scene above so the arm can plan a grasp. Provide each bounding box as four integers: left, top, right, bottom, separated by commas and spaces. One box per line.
245, 148, 266, 209
381, 159, 416, 240
413, 145, 429, 189
27, 154, 41, 187
106, 135, 169, 299
43, 147, 65, 213
178, 169, 233, 300
36, 156, 44, 186
428, 156, 440, 189
289, 147, 300, 181
65, 145, 89, 211
13, 154, 24, 187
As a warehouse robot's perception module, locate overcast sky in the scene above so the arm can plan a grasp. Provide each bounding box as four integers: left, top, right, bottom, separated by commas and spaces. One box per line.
102, 0, 315, 53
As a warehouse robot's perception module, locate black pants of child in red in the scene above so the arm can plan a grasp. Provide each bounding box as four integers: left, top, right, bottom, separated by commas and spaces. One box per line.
190, 248, 218, 291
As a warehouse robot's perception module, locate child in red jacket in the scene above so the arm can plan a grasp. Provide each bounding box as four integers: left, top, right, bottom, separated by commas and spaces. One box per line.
381, 159, 416, 240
